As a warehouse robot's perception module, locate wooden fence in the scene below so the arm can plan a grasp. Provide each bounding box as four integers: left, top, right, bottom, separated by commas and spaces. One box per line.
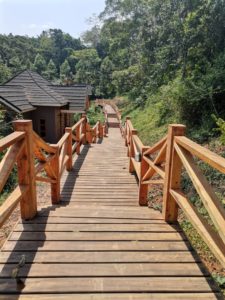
0, 115, 106, 226
125, 117, 225, 268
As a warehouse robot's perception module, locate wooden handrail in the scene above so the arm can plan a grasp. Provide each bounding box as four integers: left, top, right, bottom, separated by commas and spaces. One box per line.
0, 115, 105, 228
175, 136, 225, 174
0, 131, 25, 152
57, 132, 70, 150
124, 118, 225, 267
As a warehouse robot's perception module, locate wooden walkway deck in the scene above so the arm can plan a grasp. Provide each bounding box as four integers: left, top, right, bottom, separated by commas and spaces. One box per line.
0, 128, 221, 299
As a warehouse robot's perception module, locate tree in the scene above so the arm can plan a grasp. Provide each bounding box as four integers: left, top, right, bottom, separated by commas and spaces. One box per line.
9, 56, 24, 73
0, 63, 11, 84
33, 53, 46, 74
44, 59, 57, 80
99, 57, 115, 97
60, 59, 71, 84
73, 49, 101, 92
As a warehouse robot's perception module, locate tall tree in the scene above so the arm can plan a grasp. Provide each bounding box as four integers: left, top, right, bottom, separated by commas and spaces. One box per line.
33, 53, 46, 74
60, 59, 71, 84
44, 59, 57, 80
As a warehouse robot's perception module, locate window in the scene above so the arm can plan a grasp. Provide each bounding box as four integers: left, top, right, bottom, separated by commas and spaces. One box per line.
40, 119, 46, 137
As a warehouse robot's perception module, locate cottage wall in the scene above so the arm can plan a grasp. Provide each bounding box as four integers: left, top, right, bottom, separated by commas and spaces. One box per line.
24, 107, 58, 143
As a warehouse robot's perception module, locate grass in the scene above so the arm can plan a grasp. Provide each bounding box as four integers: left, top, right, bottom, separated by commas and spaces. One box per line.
119, 98, 178, 145
116, 96, 225, 294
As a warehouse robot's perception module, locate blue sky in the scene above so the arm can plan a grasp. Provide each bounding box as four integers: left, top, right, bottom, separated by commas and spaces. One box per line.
0, 0, 106, 38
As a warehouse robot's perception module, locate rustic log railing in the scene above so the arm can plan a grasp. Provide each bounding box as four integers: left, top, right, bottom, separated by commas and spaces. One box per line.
125, 118, 225, 268
0, 116, 105, 226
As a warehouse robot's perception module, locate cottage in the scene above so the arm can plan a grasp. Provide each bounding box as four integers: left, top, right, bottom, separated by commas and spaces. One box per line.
0, 70, 91, 142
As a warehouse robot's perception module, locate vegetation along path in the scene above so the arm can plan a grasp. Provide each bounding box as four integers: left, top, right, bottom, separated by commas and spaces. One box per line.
0, 122, 222, 299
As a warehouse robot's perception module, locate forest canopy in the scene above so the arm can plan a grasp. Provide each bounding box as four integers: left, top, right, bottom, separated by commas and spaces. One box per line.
1, 0, 225, 134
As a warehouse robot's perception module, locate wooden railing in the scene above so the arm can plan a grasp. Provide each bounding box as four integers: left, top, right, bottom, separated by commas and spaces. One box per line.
0, 116, 105, 225
125, 118, 225, 268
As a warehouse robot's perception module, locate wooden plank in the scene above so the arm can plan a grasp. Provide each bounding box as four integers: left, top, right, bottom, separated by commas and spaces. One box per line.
38, 209, 163, 219
0, 251, 198, 264
174, 143, 225, 244
170, 189, 225, 268
0, 131, 25, 152
131, 157, 141, 179
0, 293, 221, 300
71, 117, 85, 131
126, 119, 134, 131
57, 132, 69, 150
1, 241, 191, 252
142, 142, 167, 181
36, 176, 56, 184
0, 277, 217, 293
0, 262, 208, 277
132, 135, 144, 152
175, 136, 225, 174
15, 223, 181, 232
143, 156, 165, 179
144, 136, 167, 156
143, 179, 164, 185
32, 131, 56, 154
9, 231, 186, 241
19, 216, 166, 224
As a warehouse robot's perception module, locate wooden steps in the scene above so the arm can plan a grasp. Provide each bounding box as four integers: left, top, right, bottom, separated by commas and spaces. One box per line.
0, 128, 221, 299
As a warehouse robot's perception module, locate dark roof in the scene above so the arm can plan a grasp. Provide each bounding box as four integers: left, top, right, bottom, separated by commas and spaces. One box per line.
51, 86, 88, 111
0, 85, 34, 113
0, 70, 91, 113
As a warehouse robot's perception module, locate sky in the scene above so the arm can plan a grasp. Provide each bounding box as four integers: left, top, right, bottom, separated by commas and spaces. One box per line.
0, 0, 106, 38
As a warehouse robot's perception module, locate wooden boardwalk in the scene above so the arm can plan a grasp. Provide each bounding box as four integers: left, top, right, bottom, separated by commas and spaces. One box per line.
0, 127, 221, 299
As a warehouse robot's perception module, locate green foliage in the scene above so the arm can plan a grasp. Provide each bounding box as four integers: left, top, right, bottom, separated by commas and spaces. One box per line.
0, 63, 11, 84
0, 110, 17, 205
0, 29, 84, 83
33, 53, 46, 74
44, 59, 57, 80
72, 49, 101, 93
213, 116, 225, 145
60, 59, 71, 84
87, 104, 104, 126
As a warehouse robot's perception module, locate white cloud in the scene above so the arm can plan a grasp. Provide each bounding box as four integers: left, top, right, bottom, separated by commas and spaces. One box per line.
27, 22, 54, 30
20, 22, 54, 36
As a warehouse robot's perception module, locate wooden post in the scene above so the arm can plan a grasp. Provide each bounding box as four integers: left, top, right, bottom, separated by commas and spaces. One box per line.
98, 120, 101, 138
13, 120, 37, 220
104, 121, 108, 136
65, 127, 72, 171
50, 144, 60, 204
93, 127, 97, 144
162, 124, 186, 222
76, 124, 81, 155
125, 117, 130, 146
81, 114, 87, 144
129, 129, 138, 173
86, 123, 92, 144
99, 122, 104, 138
139, 146, 150, 206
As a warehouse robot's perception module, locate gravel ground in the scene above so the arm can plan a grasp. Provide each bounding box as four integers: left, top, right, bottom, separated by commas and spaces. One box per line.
0, 182, 51, 248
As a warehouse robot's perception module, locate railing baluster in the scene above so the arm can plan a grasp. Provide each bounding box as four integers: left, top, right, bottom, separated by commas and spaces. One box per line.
129, 129, 138, 173
76, 124, 81, 155
162, 124, 186, 222
13, 120, 37, 220
65, 127, 73, 171
139, 146, 150, 206
50, 144, 60, 204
